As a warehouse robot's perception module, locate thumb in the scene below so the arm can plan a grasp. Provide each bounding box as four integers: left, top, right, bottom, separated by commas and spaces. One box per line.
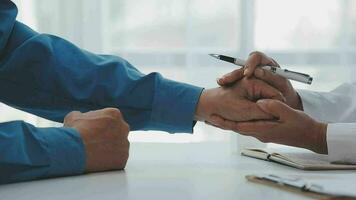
256, 99, 295, 120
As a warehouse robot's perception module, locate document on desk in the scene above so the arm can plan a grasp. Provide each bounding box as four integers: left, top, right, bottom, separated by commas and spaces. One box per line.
246, 174, 356, 199
241, 148, 356, 170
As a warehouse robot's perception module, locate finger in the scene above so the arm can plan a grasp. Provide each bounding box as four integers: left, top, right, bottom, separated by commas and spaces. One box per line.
233, 120, 279, 135
66, 111, 82, 118
253, 79, 286, 102
205, 120, 221, 129
256, 99, 295, 120
208, 115, 280, 143
208, 114, 238, 130
254, 68, 289, 92
63, 111, 82, 125
244, 51, 279, 77
89, 108, 124, 120
101, 108, 123, 117
238, 101, 275, 121
92, 107, 124, 122
217, 69, 244, 86
121, 121, 130, 136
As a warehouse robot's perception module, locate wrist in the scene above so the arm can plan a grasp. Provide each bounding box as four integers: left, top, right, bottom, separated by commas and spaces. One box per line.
195, 89, 213, 121
291, 91, 303, 111
295, 92, 303, 110
311, 122, 328, 154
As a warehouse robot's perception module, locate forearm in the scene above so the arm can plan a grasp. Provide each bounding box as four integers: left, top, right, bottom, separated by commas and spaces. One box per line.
1, 39, 203, 132
0, 1, 203, 133
0, 121, 85, 184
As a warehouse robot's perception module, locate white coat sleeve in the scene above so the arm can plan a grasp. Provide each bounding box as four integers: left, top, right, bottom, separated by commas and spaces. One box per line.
298, 83, 356, 164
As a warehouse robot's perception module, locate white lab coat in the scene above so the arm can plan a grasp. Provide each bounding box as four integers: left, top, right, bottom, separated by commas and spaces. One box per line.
298, 82, 356, 164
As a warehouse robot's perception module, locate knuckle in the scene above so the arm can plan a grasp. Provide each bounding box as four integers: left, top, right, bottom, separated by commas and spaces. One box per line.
249, 51, 262, 56
102, 116, 116, 124
122, 122, 130, 135
107, 120, 130, 139
106, 108, 123, 118
64, 111, 81, 122
232, 69, 244, 76
67, 111, 81, 117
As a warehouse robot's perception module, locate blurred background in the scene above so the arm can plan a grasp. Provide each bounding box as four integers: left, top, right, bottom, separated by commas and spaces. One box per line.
7, 0, 356, 150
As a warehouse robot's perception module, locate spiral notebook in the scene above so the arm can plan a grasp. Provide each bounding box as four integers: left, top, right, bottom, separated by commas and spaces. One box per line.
241, 148, 356, 170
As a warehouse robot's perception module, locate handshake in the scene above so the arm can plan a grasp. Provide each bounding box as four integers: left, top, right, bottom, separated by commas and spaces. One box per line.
64, 52, 327, 173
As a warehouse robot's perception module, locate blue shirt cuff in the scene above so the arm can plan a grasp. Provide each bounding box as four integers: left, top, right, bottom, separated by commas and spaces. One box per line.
150, 76, 204, 133
39, 127, 86, 177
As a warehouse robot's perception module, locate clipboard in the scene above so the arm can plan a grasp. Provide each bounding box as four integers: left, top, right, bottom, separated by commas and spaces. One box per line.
246, 174, 356, 200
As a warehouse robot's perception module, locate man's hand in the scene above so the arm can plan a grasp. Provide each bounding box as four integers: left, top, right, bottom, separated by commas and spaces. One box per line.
210, 99, 328, 154
217, 51, 303, 110
195, 76, 286, 126
211, 51, 327, 153
64, 108, 130, 172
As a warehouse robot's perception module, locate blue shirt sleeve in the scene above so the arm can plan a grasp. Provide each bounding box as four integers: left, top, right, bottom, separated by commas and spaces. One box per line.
0, 121, 85, 184
0, 0, 203, 133
0, 0, 203, 184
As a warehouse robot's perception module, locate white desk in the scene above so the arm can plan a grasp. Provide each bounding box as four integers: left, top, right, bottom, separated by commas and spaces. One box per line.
1, 142, 356, 200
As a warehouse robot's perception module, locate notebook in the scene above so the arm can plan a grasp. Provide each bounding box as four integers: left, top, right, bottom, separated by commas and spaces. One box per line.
241, 148, 356, 170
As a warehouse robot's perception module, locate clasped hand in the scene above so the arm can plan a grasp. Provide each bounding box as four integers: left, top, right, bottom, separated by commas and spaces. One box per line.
202, 51, 328, 154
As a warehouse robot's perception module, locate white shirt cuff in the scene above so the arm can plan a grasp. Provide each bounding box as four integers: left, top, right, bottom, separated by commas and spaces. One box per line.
327, 123, 356, 164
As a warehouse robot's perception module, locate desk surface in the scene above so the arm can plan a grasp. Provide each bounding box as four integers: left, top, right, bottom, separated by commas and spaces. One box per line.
1, 142, 356, 200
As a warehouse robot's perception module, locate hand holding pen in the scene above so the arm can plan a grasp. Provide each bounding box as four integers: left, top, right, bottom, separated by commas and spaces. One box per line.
210, 52, 313, 85
207, 51, 328, 154
215, 51, 304, 111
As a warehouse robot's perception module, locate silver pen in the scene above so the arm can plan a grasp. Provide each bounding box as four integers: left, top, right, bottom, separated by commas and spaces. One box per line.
209, 54, 313, 84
